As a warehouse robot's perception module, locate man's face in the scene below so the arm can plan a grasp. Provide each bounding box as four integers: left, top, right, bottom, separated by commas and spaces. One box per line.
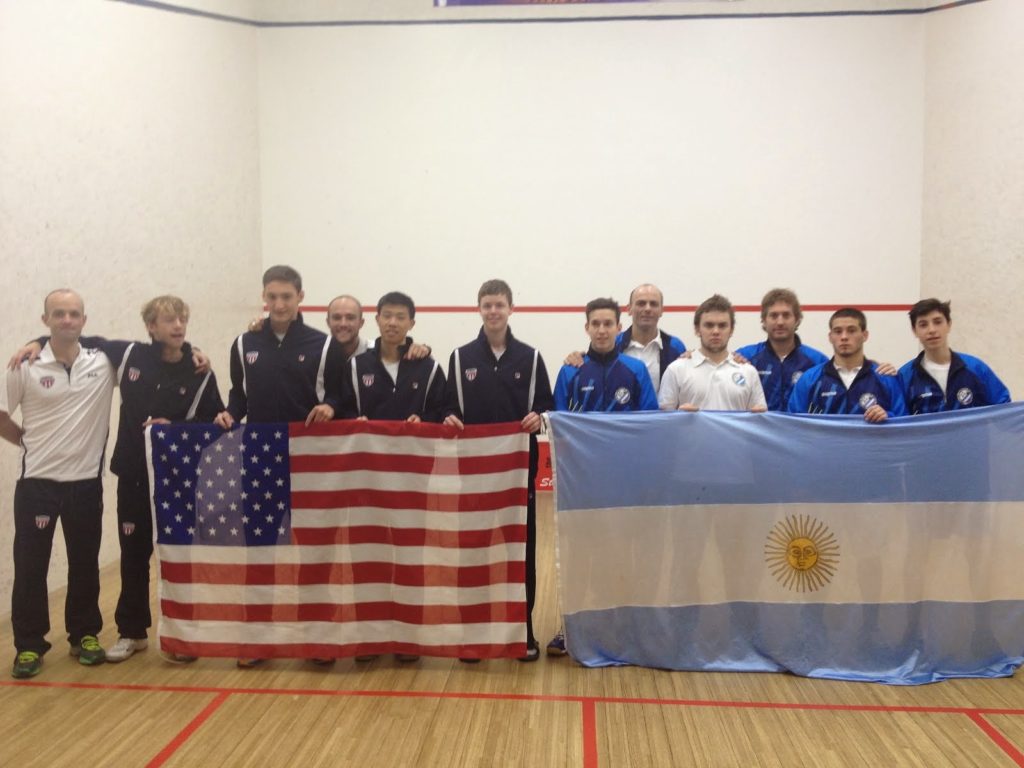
585, 309, 621, 353
262, 280, 303, 326
628, 286, 664, 334
912, 310, 951, 352
696, 310, 733, 354
762, 301, 799, 343
327, 297, 365, 345
42, 291, 86, 343
147, 311, 188, 352
479, 293, 512, 336
376, 303, 415, 346
829, 317, 868, 358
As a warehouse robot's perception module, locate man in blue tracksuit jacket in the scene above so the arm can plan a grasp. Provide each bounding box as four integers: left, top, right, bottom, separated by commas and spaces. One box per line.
554, 297, 659, 413
735, 288, 828, 411
898, 298, 1010, 414
341, 292, 445, 423
787, 307, 906, 421
443, 279, 554, 663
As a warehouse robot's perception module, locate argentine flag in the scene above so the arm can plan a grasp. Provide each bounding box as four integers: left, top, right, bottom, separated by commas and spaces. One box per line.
547, 404, 1024, 685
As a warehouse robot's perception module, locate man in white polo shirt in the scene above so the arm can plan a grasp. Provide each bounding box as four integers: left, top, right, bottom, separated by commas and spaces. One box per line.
0, 289, 114, 678
659, 294, 767, 413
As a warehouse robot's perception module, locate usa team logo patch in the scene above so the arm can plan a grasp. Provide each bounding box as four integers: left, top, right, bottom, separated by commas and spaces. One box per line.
39, 376, 55, 389
128, 367, 141, 382
298, 354, 305, 362
412, 381, 419, 389
362, 374, 375, 388
246, 351, 259, 365
122, 522, 136, 536
858, 393, 878, 410
514, 371, 521, 380
35, 515, 51, 529
465, 368, 478, 382
956, 387, 974, 406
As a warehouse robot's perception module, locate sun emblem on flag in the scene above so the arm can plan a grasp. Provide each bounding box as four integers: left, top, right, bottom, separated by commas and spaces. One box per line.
764, 514, 839, 592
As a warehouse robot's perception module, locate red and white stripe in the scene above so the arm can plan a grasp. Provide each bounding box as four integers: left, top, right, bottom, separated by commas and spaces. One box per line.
157, 420, 530, 660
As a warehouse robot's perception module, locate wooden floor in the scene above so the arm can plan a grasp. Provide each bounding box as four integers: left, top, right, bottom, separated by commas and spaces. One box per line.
4, 496, 1024, 767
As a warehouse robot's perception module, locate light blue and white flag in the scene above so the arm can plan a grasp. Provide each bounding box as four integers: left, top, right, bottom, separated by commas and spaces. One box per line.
547, 404, 1024, 685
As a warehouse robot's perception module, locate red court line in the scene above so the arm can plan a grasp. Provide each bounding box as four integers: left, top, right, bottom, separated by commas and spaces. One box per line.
146, 690, 231, 768
965, 711, 1024, 767
581, 699, 599, 768
301, 303, 915, 314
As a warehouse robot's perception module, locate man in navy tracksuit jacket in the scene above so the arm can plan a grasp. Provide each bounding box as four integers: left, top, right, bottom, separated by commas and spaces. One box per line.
341, 292, 445, 423
898, 298, 1010, 414
443, 280, 554, 662
554, 298, 659, 413
735, 288, 828, 411
787, 307, 906, 421
614, 284, 686, 392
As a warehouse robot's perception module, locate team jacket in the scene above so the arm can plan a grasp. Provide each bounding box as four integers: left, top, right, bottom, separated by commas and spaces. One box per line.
226, 314, 344, 423
444, 327, 554, 424
342, 337, 446, 422
898, 351, 1011, 414
553, 348, 659, 413
735, 336, 829, 412
786, 359, 907, 417
615, 328, 687, 378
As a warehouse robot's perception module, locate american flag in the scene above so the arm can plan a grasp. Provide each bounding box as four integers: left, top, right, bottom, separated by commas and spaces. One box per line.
147, 420, 530, 659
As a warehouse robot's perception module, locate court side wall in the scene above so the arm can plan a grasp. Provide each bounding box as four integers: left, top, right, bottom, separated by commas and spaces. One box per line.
0, 0, 261, 619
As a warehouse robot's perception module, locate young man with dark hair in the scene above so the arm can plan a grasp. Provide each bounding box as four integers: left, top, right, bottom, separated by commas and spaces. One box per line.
734, 288, 828, 411
553, 298, 659, 413
443, 278, 555, 663
660, 294, 767, 412
787, 308, 906, 422
898, 298, 1010, 414
342, 291, 445, 424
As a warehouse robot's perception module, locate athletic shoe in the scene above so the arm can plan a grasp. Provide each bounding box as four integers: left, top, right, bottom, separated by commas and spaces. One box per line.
236, 658, 264, 668
163, 652, 198, 664
12, 651, 42, 679
546, 631, 567, 657
395, 654, 420, 662
106, 637, 148, 663
70, 635, 106, 666
517, 643, 540, 663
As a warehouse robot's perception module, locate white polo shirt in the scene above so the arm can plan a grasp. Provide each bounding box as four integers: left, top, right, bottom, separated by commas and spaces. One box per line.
0, 343, 115, 481
658, 350, 767, 411
623, 334, 664, 390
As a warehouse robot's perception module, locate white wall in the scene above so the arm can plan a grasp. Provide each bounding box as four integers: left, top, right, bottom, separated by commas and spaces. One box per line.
0, 0, 261, 619
922, 0, 1024, 396
258, 14, 925, 369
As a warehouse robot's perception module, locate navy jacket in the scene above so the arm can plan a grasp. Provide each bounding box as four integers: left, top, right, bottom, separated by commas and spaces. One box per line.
554, 348, 659, 413
898, 351, 1010, 414
735, 336, 829, 412
787, 359, 907, 417
343, 337, 446, 422
226, 314, 344, 423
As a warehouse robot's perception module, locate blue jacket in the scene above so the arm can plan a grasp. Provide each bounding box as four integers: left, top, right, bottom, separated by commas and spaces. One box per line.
226, 314, 345, 423
444, 327, 554, 424
342, 337, 446, 423
616, 328, 686, 378
787, 359, 907, 417
554, 348, 659, 413
898, 351, 1010, 414
735, 336, 829, 412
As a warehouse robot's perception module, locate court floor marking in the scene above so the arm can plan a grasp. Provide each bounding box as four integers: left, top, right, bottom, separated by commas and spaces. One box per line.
4, 678, 1024, 767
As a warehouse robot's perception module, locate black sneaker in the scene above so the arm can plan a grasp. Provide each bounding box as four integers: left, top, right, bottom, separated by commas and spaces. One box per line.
12, 651, 42, 679
70, 635, 106, 666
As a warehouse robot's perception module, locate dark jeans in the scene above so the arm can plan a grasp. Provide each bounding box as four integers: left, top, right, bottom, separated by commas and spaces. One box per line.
114, 475, 153, 639
12, 478, 103, 655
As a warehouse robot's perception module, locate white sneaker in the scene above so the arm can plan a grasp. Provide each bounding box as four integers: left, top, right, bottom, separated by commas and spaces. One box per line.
106, 637, 148, 663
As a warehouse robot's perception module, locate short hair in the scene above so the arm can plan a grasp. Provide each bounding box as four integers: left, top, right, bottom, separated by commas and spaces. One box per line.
327, 294, 363, 316
760, 288, 802, 322
585, 297, 621, 322
628, 284, 664, 306
43, 288, 84, 316
829, 307, 867, 331
141, 295, 190, 328
694, 294, 735, 329
262, 265, 302, 291
477, 279, 513, 306
909, 298, 951, 327
377, 291, 416, 319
